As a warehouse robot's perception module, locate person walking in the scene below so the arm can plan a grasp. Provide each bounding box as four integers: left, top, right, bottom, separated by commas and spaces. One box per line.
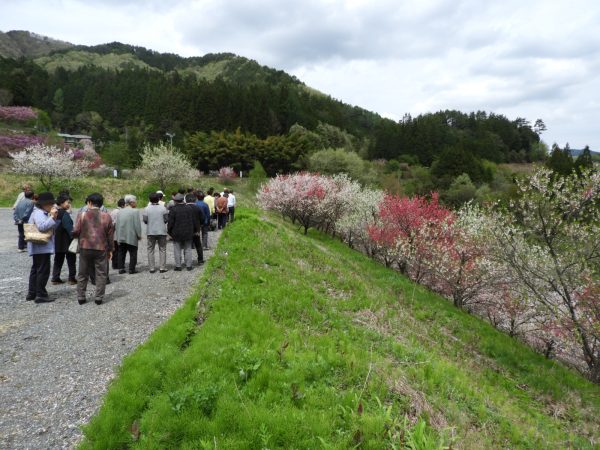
110, 198, 125, 270
196, 192, 211, 250
185, 193, 205, 266
168, 193, 198, 271
227, 188, 236, 223
115, 194, 142, 274
13, 190, 35, 253
72, 193, 114, 305
26, 192, 59, 303
51, 194, 77, 285
143, 192, 169, 273
215, 192, 229, 229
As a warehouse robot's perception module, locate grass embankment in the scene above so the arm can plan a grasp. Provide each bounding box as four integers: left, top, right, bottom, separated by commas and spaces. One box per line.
81, 209, 600, 449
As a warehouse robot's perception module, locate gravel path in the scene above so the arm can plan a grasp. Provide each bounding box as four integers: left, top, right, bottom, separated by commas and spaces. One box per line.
0, 207, 221, 449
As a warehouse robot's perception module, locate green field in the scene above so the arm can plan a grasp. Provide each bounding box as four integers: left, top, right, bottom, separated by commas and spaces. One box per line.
79, 208, 600, 449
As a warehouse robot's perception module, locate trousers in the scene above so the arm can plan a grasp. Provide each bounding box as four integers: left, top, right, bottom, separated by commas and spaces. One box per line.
17, 223, 25, 250
118, 242, 138, 272
173, 240, 192, 268
52, 251, 76, 281
78, 249, 108, 301
147, 235, 167, 271
28, 253, 51, 298
192, 234, 204, 262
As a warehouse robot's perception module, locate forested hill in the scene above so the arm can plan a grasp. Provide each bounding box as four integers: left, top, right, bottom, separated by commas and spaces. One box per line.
0, 30, 545, 169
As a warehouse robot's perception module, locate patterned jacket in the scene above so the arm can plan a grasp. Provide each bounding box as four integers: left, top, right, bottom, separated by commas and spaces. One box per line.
73, 208, 114, 252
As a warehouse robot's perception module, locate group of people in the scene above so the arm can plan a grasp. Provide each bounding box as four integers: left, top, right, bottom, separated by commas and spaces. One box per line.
12, 183, 236, 305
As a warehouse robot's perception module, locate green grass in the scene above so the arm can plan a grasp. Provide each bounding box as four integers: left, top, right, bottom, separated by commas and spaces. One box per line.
80, 209, 600, 449
0, 173, 256, 208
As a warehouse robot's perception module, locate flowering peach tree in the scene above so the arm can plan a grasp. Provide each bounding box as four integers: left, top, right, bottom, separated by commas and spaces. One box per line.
10, 143, 87, 191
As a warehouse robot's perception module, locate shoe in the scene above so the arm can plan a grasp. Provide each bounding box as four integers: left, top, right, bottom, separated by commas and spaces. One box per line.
94, 299, 103, 305
149, 269, 156, 273
174, 267, 182, 271
68, 279, 77, 285
26, 294, 36, 301
78, 298, 86, 305
198, 260, 204, 266
186, 267, 193, 271
118, 270, 126, 274
51, 279, 64, 285
18, 248, 26, 253
129, 270, 138, 274
34, 296, 55, 303
203, 247, 209, 251
159, 269, 168, 273
106, 278, 111, 285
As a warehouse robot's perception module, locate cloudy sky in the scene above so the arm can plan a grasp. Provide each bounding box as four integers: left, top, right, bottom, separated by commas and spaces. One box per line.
1, 0, 599, 149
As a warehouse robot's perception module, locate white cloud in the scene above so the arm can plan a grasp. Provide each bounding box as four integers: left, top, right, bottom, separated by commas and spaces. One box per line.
1, 0, 599, 148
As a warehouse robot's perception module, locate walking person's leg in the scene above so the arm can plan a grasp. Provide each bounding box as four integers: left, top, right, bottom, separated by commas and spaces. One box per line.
17, 223, 25, 250
118, 242, 127, 273
202, 224, 209, 250
51, 251, 66, 283
183, 240, 193, 269
147, 236, 157, 272
158, 236, 167, 272
193, 234, 203, 264
129, 245, 138, 273
173, 240, 182, 269
77, 249, 90, 304
229, 206, 235, 223
27, 255, 38, 300
93, 250, 108, 304
66, 251, 77, 283
35, 253, 51, 300
112, 241, 119, 269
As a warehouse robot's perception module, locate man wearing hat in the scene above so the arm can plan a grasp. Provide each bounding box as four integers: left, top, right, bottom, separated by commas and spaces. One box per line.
26, 192, 59, 303
167, 192, 199, 271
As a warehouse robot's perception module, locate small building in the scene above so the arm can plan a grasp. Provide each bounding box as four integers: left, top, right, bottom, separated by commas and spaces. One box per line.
57, 133, 92, 146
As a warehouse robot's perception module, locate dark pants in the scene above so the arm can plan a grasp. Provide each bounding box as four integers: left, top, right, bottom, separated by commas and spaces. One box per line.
52, 251, 76, 281
111, 241, 119, 269
228, 206, 235, 223
118, 242, 138, 272
201, 224, 209, 249
28, 253, 51, 299
17, 223, 25, 250
78, 249, 108, 302
217, 213, 228, 229
192, 234, 204, 262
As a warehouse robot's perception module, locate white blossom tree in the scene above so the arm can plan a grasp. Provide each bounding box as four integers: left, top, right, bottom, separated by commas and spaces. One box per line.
487, 168, 600, 381
137, 143, 197, 191
10, 143, 87, 191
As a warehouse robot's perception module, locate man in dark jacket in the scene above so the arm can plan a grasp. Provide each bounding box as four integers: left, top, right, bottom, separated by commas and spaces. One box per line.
51, 194, 76, 285
168, 193, 199, 271
185, 193, 205, 266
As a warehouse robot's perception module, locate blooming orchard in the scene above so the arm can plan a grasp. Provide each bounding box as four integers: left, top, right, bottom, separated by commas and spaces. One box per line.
10, 144, 87, 190
0, 106, 37, 122
259, 168, 600, 382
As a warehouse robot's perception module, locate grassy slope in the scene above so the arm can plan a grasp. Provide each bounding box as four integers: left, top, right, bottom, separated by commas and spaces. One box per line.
80, 208, 600, 449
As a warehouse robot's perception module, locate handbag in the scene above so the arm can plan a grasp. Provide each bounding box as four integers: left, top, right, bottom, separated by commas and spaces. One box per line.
68, 238, 79, 254
23, 223, 53, 245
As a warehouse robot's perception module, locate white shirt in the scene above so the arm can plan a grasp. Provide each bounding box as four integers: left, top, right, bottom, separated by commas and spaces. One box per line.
227, 194, 236, 208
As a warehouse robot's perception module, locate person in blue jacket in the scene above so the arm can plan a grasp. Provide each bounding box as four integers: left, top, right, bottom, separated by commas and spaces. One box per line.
13, 190, 35, 252
27, 192, 59, 303
196, 192, 211, 250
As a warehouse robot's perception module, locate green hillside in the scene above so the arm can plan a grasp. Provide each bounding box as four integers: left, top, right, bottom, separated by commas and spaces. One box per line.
81, 208, 600, 449
35, 50, 156, 73
0, 30, 73, 59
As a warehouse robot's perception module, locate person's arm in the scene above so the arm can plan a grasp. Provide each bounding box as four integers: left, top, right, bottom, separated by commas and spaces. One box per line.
142, 208, 148, 224
72, 212, 82, 238
167, 209, 175, 235
36, 214, 57, 232
63, 212, 74, 238
135, 212, 142, 240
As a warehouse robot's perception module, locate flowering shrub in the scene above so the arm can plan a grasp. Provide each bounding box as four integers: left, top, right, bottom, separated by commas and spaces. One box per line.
258, 169, 600, 382
10, 144, 88, 190
218, 166, 238, 181
72, 138, 104, 170
0, 134, 46, 157
0, 106, 37, 122
136, 143, 195, 191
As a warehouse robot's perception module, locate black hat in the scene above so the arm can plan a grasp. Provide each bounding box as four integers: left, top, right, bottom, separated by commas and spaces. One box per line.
37, 192, 55, 206
174, 193, 185, 202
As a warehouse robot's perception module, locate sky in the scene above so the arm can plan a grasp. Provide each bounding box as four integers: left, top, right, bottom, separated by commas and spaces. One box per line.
1, 0, 599, 149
